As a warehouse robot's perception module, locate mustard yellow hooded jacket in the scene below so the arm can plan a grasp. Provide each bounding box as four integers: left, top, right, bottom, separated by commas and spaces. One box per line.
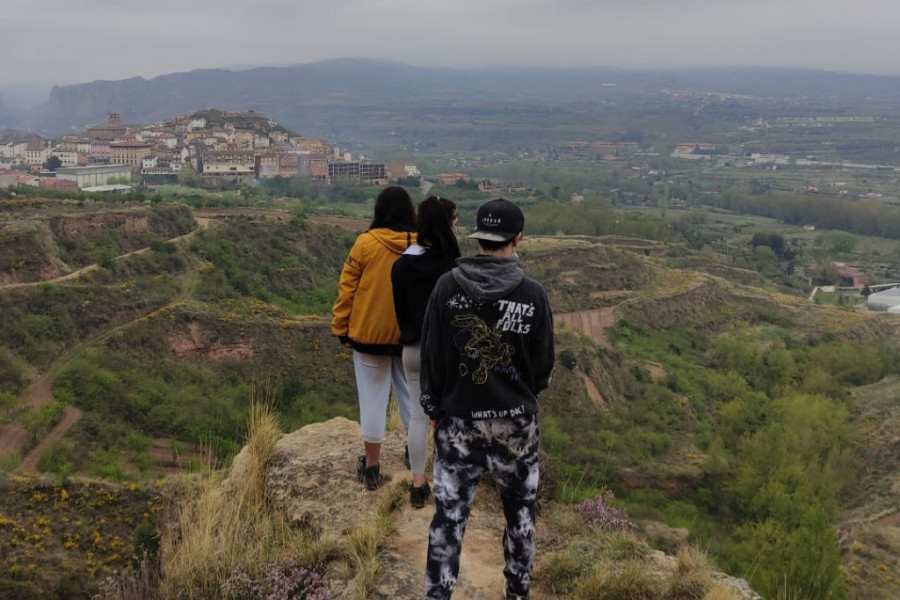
331, 227, 414, 350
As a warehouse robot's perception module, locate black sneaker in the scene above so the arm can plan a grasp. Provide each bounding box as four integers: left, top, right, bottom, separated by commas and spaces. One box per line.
364, 463, 386, 491
504, 581, 528, 600
409, 481, 431, 509
404, 446, 411, 469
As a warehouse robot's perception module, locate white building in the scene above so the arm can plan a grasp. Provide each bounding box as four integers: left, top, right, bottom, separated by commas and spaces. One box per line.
159, 134, 178, 150
51, 149, 79, 167
24, 140, 51, 165
0, 141, 19, 158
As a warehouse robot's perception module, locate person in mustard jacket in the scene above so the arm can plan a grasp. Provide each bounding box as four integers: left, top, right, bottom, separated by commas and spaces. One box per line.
332, 186, 416, 490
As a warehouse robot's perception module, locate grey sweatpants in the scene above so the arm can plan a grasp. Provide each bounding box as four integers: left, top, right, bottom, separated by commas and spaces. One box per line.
403, 344, 430, 475
353, 350, 410, 443
424, 414, 539, 600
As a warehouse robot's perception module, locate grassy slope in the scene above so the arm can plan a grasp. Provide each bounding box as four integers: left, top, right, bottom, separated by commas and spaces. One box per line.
1, 200, 899, 597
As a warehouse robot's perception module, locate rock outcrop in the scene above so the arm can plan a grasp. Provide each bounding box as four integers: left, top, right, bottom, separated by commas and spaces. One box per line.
228, 417, 762, 600
229, 417, 431, 598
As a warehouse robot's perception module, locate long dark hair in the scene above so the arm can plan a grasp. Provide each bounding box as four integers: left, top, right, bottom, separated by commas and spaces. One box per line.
370, 186, 415, 230
417, 196, 461, 262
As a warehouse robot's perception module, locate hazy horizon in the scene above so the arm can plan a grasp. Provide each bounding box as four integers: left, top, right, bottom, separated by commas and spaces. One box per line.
4, 0, 900, 92
5, 58, 900, 110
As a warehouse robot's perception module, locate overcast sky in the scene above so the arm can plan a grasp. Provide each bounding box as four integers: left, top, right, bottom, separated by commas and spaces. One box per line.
4, 0, 900, 89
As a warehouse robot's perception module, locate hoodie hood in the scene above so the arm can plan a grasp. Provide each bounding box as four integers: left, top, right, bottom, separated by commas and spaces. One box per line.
367, 227, 414, 255
400, 245, 455, 281
452, 255, 524, 303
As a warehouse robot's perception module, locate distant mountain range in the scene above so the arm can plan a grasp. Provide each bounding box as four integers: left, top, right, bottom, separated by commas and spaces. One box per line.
13, 58, 900, 144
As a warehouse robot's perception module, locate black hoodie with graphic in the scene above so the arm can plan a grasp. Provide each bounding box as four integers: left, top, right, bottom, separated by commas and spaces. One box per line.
419, 255, 555, 420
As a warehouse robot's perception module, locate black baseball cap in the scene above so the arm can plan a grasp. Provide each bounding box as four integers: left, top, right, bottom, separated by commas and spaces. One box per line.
468, 198, 525, 242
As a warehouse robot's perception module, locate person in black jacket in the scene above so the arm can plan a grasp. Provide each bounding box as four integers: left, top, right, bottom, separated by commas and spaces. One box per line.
391, 196, 460, 508
419, 198, 554, 600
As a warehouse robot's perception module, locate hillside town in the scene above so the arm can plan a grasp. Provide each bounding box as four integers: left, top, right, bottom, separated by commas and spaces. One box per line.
0, 110, 420, 191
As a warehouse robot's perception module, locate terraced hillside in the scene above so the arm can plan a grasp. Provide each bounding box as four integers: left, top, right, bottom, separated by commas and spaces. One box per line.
0, 199, 898, 598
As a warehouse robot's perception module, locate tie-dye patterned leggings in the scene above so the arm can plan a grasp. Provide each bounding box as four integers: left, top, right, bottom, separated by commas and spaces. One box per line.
424, 414, 539, 600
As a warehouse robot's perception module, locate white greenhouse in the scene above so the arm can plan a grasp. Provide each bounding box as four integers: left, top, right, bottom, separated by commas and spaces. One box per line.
867, 287, 900, 311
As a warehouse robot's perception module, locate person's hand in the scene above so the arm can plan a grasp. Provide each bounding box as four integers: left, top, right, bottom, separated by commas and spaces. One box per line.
338, 335, 351, 348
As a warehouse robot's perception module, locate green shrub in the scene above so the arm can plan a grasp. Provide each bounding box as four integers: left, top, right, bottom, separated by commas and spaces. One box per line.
36, 439, 76, 476
134, 516, 161, 560
90, 449, 129, 480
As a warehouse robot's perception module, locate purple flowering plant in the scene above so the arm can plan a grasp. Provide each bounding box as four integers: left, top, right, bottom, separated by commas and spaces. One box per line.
574, 491, 637, 532
220, 557, 331, 600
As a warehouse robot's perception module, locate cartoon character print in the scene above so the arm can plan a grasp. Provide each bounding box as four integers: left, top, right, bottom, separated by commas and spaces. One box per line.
451, 314, 514, 385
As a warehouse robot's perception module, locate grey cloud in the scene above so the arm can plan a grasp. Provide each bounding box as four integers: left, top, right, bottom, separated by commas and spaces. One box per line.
3, 0, 900, 86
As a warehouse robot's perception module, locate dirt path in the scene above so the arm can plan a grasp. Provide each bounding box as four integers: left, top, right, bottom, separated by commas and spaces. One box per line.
0, 263, 99, 289
0, 219, 207, 291
876, 511, 900, 528
390, 492, 505, 599
581, 372, 607, 409
307, 214, 369, 232
19, 406, 83, 472
192, 208, 291, 221
385, 462, 552, 600
644, 362, 667, 380
0, 374, 54, 460
0, 243, 155, 290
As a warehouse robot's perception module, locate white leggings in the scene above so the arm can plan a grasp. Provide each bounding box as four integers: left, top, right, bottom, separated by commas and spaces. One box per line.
403, 344, 430, 475
353, 350, 411, 444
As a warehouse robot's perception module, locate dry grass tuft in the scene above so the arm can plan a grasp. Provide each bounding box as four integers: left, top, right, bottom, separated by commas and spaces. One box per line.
239, 399, 282, 507
574, 560, 614, 599
545, 503, 590, 539
94, 554, 159, 600
156, 399, 324, 599
377, 480, 406, 523
345, 523, 381, 600
535, 515, 669, 598
604, 529, 649, 561
576, 559, 661, 600
701, 583, 744, 600
297, 533, 343, 568
158, 471, 244, 596
667, 545, 716, 599
539, 548, 584, 595
342, 482, 406, 600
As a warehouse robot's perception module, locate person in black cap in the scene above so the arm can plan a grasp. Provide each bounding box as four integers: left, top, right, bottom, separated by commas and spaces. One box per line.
419, 198, 555, 600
